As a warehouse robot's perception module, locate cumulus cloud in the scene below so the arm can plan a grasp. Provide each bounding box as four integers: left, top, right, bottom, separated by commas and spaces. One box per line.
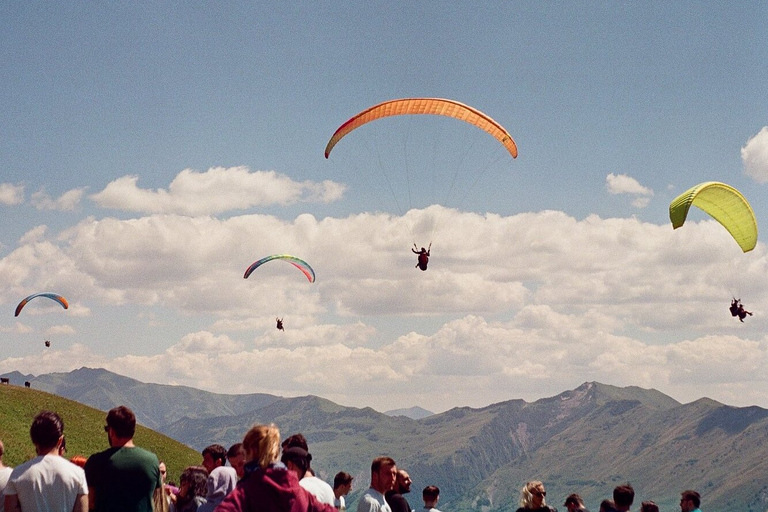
605, 173, 654, 208
0, 183, 24, 206
2, 206, 768, 412
742, 127, 768, 183
31, 188, 85, 211
89, 167, 347, 215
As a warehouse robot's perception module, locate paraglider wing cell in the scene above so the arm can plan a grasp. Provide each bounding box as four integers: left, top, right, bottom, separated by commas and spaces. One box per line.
324, 98, 518, 160
14, 293, 69, 317
243, 254, 316, 282
669, 181, 758, 253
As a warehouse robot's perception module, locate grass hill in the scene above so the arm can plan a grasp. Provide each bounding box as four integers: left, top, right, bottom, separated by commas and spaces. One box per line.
0, 382, 200, 483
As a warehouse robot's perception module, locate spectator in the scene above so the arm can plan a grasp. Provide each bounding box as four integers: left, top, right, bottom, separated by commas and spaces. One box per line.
357, 457, 397, 512
84, 405, 161, 512
385, 469, 412, 512
3, 411, 88, 512
612, 485, 634, 512
215, 423, 336, 512
640, 501, 659, 512
564, 493, 589, 512
680, 490, 701, 512
516, 481, 554, 512
420, 486, 441, 512
333, 472, 354, 511
170, 466, 208, 512
227, 443, 246, 479
281, 433, 335, 505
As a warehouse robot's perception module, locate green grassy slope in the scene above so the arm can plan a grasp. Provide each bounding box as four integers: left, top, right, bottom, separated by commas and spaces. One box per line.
0, 383, 200, 483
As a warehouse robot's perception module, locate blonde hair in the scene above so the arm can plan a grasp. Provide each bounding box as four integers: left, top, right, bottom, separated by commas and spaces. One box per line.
242, 423, 280, 469
519, 481, 546, 509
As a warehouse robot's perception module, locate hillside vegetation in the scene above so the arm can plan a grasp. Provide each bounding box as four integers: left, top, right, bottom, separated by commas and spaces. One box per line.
0, 383, 200, 482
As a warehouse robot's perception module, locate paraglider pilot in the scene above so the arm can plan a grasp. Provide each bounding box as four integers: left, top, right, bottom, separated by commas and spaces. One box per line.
730, 298, 753, 322
276, 317, 284, 331
44, 340, 51, 347
412, 243, 431, 271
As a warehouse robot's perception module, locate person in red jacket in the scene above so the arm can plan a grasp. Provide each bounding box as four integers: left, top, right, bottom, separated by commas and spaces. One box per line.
215, 424, 336, 512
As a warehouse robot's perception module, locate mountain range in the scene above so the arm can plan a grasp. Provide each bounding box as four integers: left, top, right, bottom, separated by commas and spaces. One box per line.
3, 367, 768, 511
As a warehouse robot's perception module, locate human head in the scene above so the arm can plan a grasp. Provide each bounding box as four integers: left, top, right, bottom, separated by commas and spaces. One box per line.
281, 446, 311, 478
599, 500, 616, 512
680, 490, 701, 512
640, 501, 659, 512
395, 469, 412, 494
106, 405, 136, 440
370, 456, 397, 494
179, 466, 208, 500
159, 461, 168, 483
520, 481, 547, 509
564, 493, 585, 511
423, 486, 440, 506
613, 484, 635, 510
30, 410, 64, 452
202, 444, 228, 474
227, 443, 246, 478
242, 423, 280, 469
334, 471, 353, 497
281, 433, 309, 451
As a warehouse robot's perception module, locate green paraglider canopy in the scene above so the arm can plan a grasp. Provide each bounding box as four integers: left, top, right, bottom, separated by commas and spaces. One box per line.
669, 181, 758, 253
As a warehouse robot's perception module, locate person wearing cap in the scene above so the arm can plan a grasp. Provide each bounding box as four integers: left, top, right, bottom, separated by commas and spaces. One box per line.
281, 434, 335, 505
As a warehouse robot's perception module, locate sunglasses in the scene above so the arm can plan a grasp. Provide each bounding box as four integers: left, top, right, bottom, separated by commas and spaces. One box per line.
532, 490, 546, 497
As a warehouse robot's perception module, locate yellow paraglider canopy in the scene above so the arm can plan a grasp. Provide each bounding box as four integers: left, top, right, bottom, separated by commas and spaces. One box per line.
669, 181, 758, 252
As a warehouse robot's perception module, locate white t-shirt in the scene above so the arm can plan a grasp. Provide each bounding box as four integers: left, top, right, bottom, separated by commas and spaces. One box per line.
4, 455, 87, 512
300, 475, 336, 505
335, 495, 346, 511
0, 465, 14, 512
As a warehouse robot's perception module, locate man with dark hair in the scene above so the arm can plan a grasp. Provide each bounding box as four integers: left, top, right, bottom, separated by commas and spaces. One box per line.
385, 469, 412, 512
198, 444, 237, 512
564, 493, 590, 512
201, 444, 229, 474
357, 457, 397, 512
281, 433, 335, 505
420, 485, 441, 512
84, 405, 160, 512
227, 443, 246, 479
679, 490, 701, 512
333, 472, 353, 511
4, 411, 88, 512
612, 484, 634, 512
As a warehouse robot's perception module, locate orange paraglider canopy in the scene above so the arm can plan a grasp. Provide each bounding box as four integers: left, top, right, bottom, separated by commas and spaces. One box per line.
324, 98, 517, 159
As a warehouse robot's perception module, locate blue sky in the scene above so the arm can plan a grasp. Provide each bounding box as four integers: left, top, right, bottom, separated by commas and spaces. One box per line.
2, 2, 768, 413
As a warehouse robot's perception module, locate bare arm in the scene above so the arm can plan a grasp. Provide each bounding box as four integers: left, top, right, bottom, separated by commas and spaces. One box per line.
73, 494, 89, 512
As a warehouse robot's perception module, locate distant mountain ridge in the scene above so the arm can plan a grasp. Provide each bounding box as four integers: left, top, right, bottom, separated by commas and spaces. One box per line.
5, 367, 768, 511
385, 406, 434, 419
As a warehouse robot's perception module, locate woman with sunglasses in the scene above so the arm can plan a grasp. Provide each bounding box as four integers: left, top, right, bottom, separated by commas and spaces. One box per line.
516, 481, 556, 512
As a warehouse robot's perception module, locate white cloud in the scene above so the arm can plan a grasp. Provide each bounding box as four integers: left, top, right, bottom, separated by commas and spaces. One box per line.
89, 167, 347, 215
605, 173, 654, 208
45, 324, 75, 335
31, 188, 86, 211
2, 206, 768, 412
742, 127, 768, 183
0, 183, 24, 206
